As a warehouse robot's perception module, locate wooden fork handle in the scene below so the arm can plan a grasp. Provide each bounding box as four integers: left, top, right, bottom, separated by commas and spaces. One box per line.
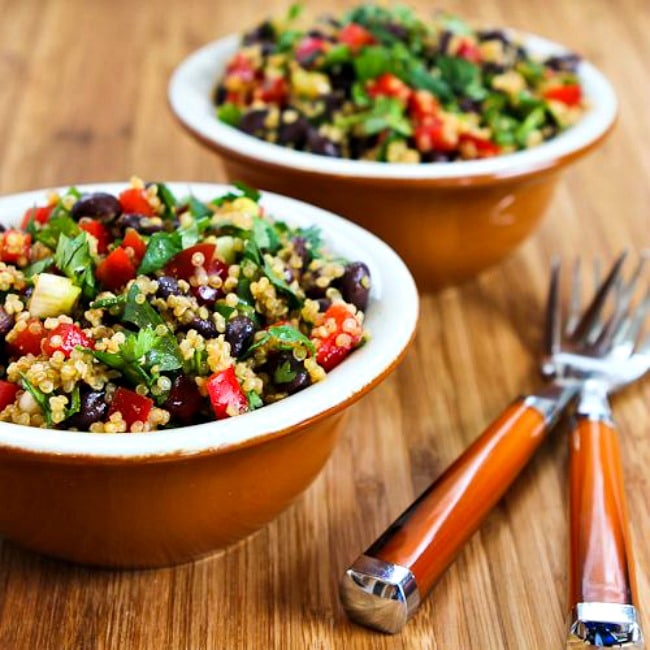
341, 387, 575, 634
566, 415, 644, 647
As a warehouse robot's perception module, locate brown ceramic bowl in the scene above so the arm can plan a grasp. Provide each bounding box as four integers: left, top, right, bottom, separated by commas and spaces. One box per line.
0, 183, 418, 568
169, 32, 617, 291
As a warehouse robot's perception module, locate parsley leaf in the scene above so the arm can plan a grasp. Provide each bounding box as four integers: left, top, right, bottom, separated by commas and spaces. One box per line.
244, 324, 315, 358
247, 390, 264, 410
137, 231, 183, 275
35, 214, 80, 251
155, 183, 177, 220
19, 373, 53, 426
123, 283, 164, 328
54, 232, 97, 299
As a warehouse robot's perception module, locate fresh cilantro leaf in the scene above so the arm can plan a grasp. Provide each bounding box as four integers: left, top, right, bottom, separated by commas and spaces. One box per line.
23, 256, 54, 279
188, 195, 213, 219
252, 216, 280, 253
407, 65, 453, 101
19, 373, 53, 426
287, 2, 303, 21
123, 284, 164, 328
274, 359, 297, 384
354, 46, 393, 81
54, 232, 97, 299
233, 181, 261, 202
137, 231, 183, 275
245, 324, 315, 358
247, 390, 264, 410
322, 44, 352, 67
90, 295, 127, 310
147, 333, 183, 372
65, 385, 81, 420
93, 348, 152, 386
155, 183, 177, 219
437, 56, 485, 99
217, 102, 242, 127
35, 214, 80, 250
263, 258, 303, 309
277, 29, 302, 52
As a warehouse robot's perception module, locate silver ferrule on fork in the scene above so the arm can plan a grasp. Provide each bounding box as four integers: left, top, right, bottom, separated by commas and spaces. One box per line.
340, 555, 420, 634
566, 602, 645, 648
575, 379, 615, 425
523, 382, 579, 426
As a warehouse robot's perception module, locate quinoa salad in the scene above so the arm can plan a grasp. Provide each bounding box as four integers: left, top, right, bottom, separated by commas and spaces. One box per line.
0, 179, 370, 433
214, 4, 585, 163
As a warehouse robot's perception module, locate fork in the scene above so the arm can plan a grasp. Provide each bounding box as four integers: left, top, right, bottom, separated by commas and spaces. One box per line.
546, 256, 649, 648
340, 254, 648, 637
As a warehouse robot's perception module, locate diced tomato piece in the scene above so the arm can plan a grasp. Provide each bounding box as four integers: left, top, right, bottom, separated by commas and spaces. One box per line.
414, 118, 457, 153
122, 229, 147, 264
164, 244, 217, 280
108, 387, 153, 429
96, 246, 136, 291
339, 23, 375, 50
20, 204, 54, 230
0, 230, 31, 266
205, 366, 248, 419
79, 218, 111, 254
312, 304, 363, 371
543, 84, 582, 106
254, 76, 289, 104
226, 53, 257, 83
0, 380, 19, 411
118, 187, 156, 217
459, 133, 501, 158
368, 73, 412, 104
456, 40, 482, 63
42, 323, 94, 358
295, 36, 327, 66
409, 90, 439, 122
7, 318, 47, 357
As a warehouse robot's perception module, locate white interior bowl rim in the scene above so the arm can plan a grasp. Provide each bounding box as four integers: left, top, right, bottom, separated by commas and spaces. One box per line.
0, 183, 418, 458
168, 31, 618, 180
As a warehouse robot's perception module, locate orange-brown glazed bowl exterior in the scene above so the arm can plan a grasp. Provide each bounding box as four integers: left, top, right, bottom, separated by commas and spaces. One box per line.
169, 33, 617, 291
0, 183, 418, 568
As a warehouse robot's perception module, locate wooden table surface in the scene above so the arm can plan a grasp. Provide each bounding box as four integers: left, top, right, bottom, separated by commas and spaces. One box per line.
0, 0, 648, 648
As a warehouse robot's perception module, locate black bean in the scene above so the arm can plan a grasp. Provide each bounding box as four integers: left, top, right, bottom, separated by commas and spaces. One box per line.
438, 30, 453, 55
0, 307, 14, 337
339, 261, 371, 311
482, 62, 505, 76
421, 150, 456, 163
478, 29, 510, 45
328, 63, 355, 97
278, 114, 309, 148
225, 316, 256, 358
307, 129, 341, 157
213, 84, 228, 105
545, 53, 581, 73
66, 390, 108, 430
292, 236, 309, 270
0, 224, 5, 233
316, 298, 331, 313
270, 352, 311, 395
459, 97, 483, 113
71, 192, 122, 224
115, 213, 162, 236
162, 375, 204, 424
187, 315, 218, 339
239, 109, 269, 136
243, 21, 275, 46
156, 276, 182, 299
386, 22, 409, 41
192, 284, 222, 306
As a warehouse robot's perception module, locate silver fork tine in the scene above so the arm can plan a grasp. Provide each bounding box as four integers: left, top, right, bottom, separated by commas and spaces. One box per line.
571, 251, 628, 343
565, 258, 582, 337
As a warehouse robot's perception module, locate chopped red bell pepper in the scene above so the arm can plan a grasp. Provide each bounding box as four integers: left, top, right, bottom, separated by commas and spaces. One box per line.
456, 40, 482, 63
226, 52, 257, 83
0, 380, 19, 411
295, 37, 327, 66
543, 84, 582, 106
414, 118, 457, 153
42, 323, 94, 358
118, 187, 156, 217
96, 246, 136, 291
312, 304, 363, 371
459, 133, 501, 158
409, 90, 439, 122
108, 387, 154, 429
122, 228, 147, 264
0, 230, 31, 266
205, 365, 248, 419
7, 318, 46, 357
368, 73, 412, 104
20, 204, 54, 230
164, 243, 217, 280
79, 218, 111, 254
339, 23, 375, 50
255, 76, 289, 105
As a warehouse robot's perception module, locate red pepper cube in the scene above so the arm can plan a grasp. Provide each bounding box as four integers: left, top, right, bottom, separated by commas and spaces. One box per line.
339, 23, 375, 51
0, 230, 31, 266
368, 73, 412, 104
122, 228, 147, 265
20, 204, 54, 230
79, 218, 111, 254
456, 39, 482, 63
118, 187, 156, 217
409, 90, 439, 122
206, 366, 248, 420
108, 387, 154, 430
0, 380, 19, 411
42, 323, 94, 358
164, 243, 217, 280
414, 118, 457, 153
96, 246, 137, 291
312, 304, 363, 371
459, 133, 501, 158
295, 37, 327, 67
544, 84, 582, 106
7, 318, 47, 357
